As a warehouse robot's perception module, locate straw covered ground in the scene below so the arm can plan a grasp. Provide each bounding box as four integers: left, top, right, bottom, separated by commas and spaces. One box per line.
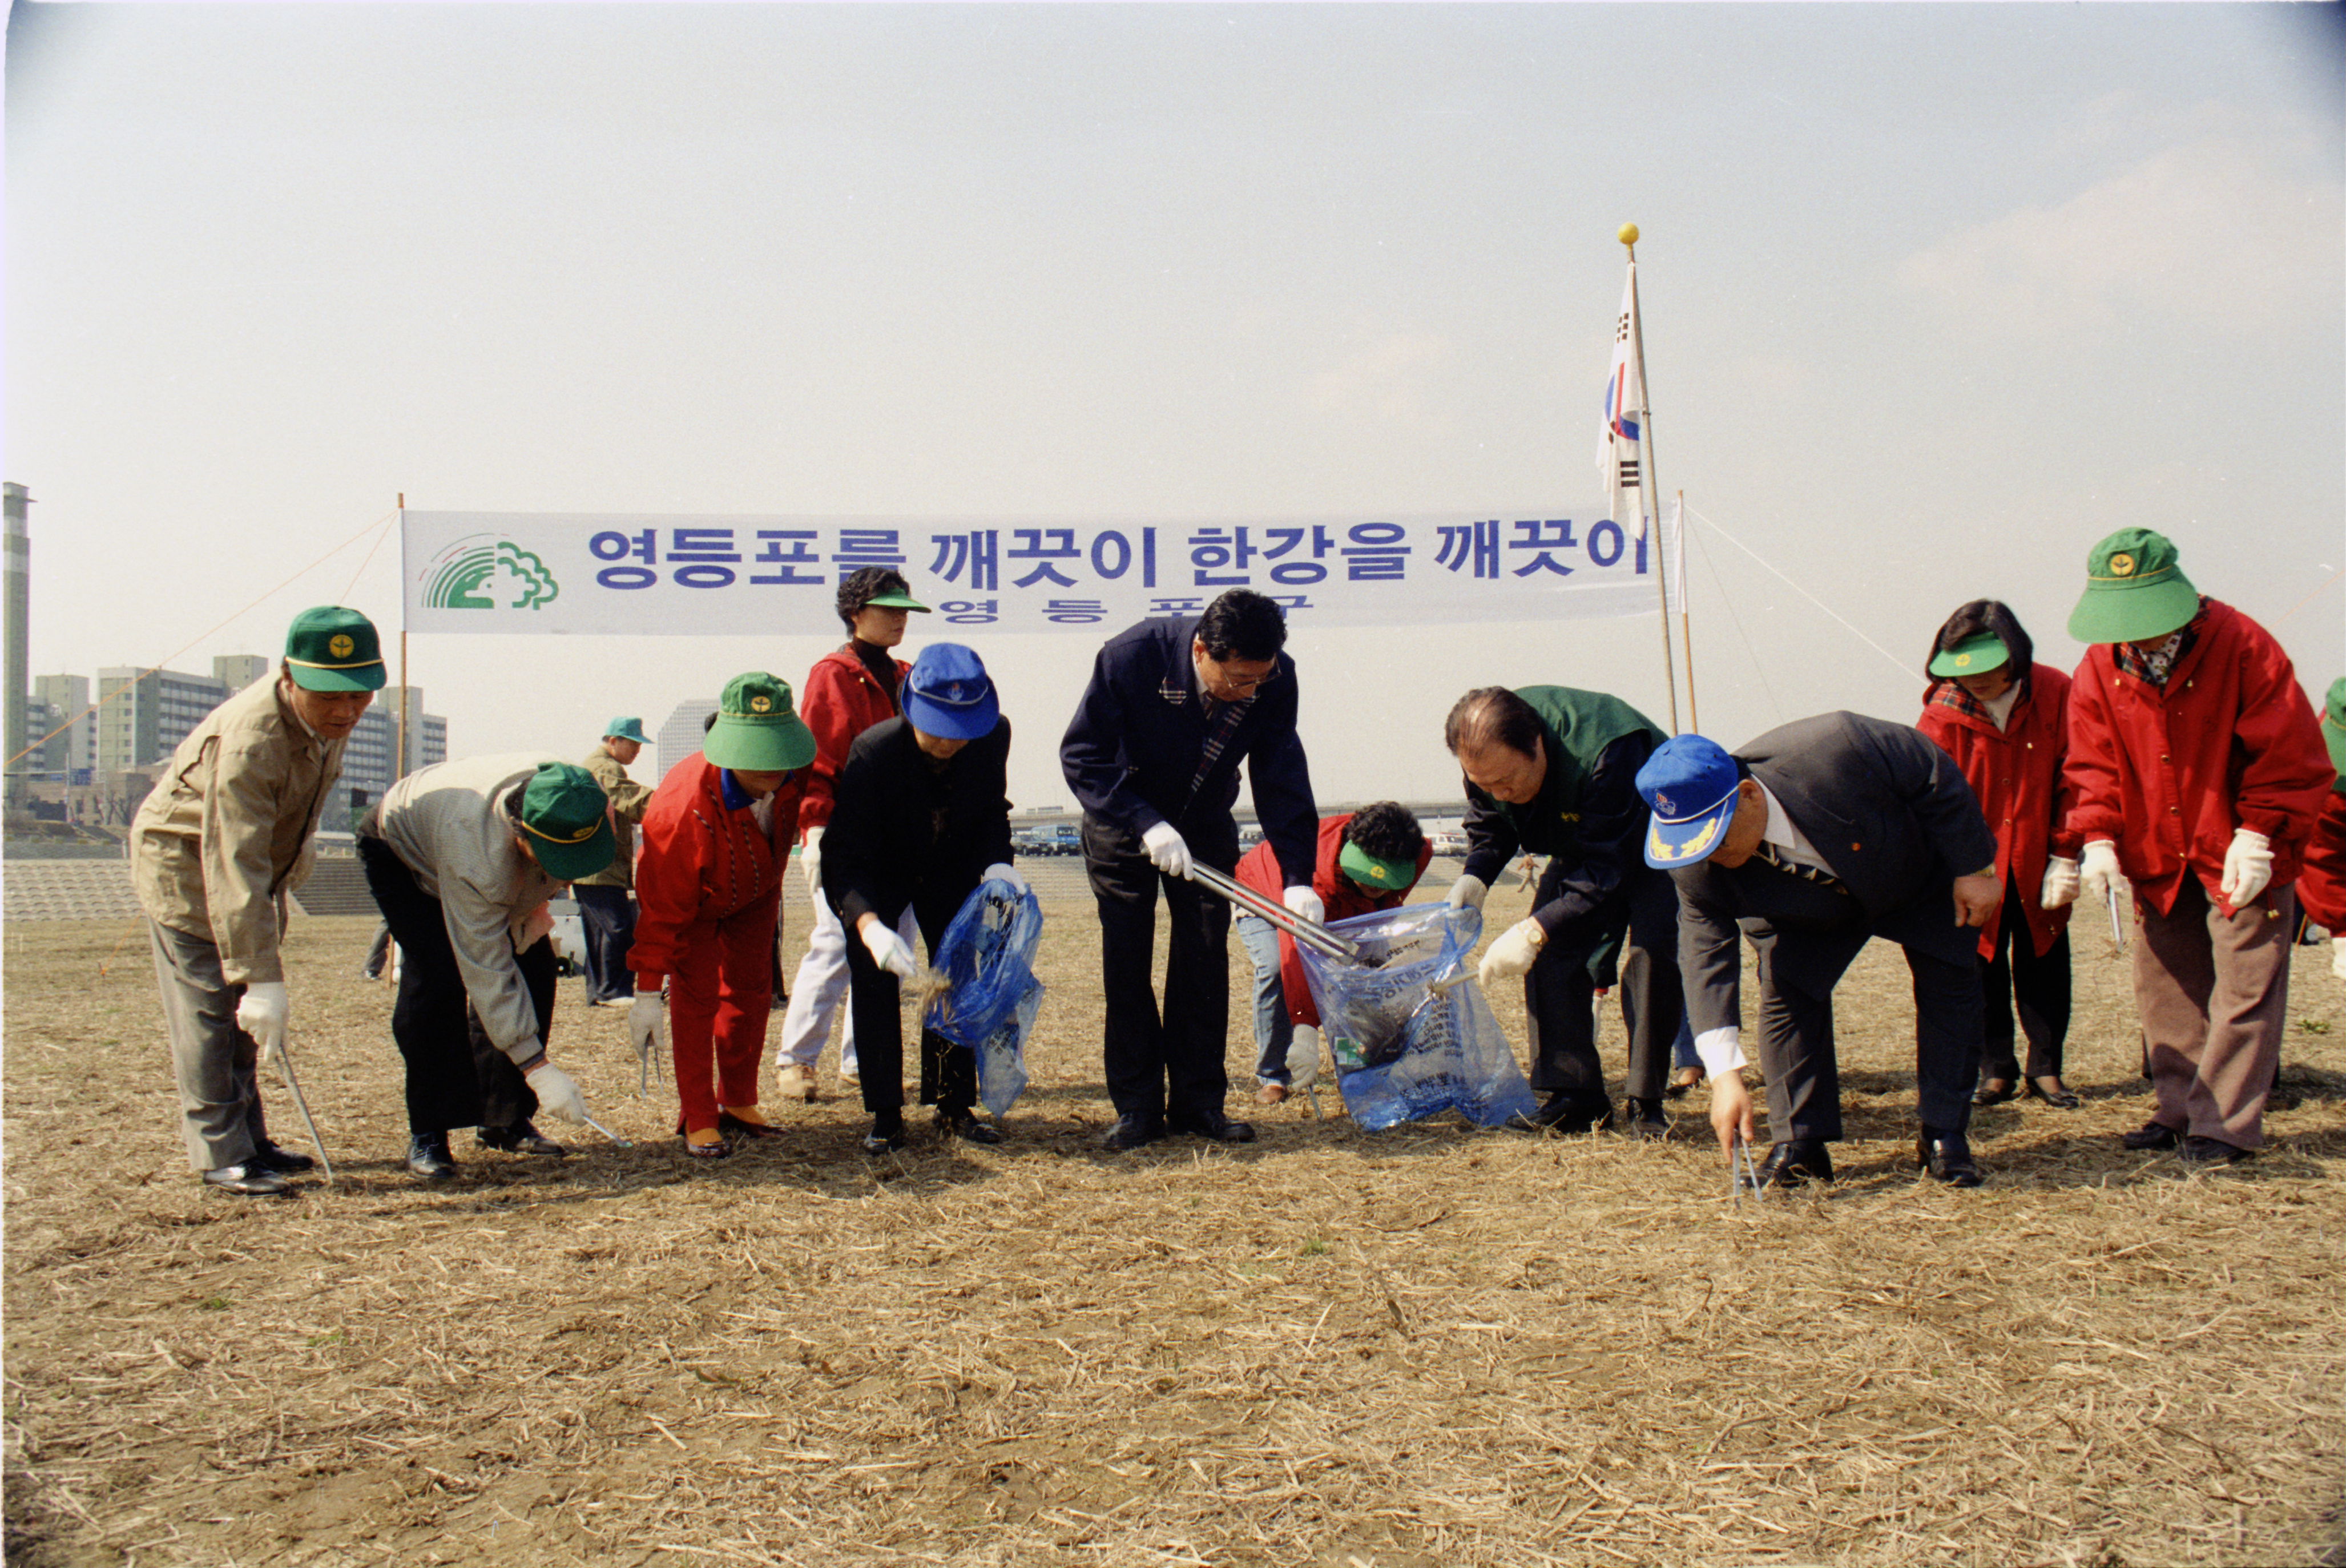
6, 872, 2345, 1568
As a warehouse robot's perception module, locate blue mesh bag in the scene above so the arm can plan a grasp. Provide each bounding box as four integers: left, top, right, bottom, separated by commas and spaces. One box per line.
1295, 902, 1538, 1131
922, 877, 1043, 1117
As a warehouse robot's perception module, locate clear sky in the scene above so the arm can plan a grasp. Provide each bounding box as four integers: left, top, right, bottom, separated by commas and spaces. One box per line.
8, 3, 2341, 808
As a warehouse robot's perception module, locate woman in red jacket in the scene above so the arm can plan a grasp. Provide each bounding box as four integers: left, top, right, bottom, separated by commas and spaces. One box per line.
628, 672, 815, 1158
2295, 678, 2346, 983
1916, 602, 2082, 1109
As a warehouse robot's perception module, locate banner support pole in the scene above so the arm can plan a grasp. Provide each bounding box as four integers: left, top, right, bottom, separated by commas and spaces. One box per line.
395, 494, 408, 780
1677, 487, 1699, 733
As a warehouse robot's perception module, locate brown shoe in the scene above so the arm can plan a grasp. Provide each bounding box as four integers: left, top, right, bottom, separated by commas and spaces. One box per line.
718, 1107, 785, 1140
1665, 1065, 1704, 1099
775, 1063, 819, 1103
1256, 1083, 1288, 1106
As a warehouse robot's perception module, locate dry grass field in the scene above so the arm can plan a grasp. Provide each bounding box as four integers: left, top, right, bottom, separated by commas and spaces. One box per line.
6, 868, 2345, 1567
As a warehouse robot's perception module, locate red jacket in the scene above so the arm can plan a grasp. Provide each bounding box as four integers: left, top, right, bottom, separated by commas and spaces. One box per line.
2295, 789, 2346, 930
1235, 813, 1432, 1027
2065, 600, 2333, 918
627, 751, 805, 985
796, 643, 909, 839
1915, 663, 2079, 958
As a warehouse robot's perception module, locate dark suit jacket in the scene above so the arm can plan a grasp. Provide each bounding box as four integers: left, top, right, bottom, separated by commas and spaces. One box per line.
1672, 712, 1998, 1034
823, 716, 1014, 931
1058, 615, 1317, 882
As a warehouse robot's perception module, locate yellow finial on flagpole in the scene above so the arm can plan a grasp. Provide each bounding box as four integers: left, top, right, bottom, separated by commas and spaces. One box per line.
1618, 223, 1639, 247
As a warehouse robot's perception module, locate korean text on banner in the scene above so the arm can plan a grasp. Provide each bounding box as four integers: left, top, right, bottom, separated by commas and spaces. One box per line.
400, 510, 1659, 636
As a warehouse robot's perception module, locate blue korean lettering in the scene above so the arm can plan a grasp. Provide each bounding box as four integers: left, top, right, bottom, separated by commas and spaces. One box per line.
1264, 594, 1315, 616
1434, 520, 1502, 580
1586, 519, 1626, 569
1045, 599, 1106, 624
1090, 531, 1132, 580
939, 599, 998, 625
591, 529, 658, 590
1007, 528, 1081, 589
1262, 525, 1335, 586
669, 527, 739, 588
1189, 526, 1260, 587
1342, 522, 1409, 582
749, 530, 822, 586
833, 529, 905, 578
929, 531, 1001, 591
1146, 597, 1207, 619
1509, 518, 1579, 578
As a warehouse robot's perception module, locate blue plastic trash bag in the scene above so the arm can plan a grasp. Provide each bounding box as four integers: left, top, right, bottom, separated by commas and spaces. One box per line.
1295, 902, 1539, 1131
922, 876, 1043, 1117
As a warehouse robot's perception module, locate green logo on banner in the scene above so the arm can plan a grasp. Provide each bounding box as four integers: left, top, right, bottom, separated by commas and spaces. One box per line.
424, 537, 561, 611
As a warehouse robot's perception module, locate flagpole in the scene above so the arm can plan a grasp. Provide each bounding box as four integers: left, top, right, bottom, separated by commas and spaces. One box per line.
1676, 487, 1699, 732
1621, 224, 1679, 733
395, 494, 408, 781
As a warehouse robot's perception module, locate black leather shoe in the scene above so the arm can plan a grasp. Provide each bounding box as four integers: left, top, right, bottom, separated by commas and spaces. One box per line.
1621, 1098, 1668, 1140
1756, 1139, 1834, 1188
1664, 1065, 1704, 1099
1519, 1093, 1615, 1134
2122, 1120, 2182, 1151
477, 1122, 566, 1157
407, 1134, 457, 1182
1973, 1078, 2018, 1107
2179, 1135, 2249, 1166
1169, 1112, 1256, 1144
938, 1110, 1004, 1145
859, 1117, 906, 1156
1100, 1114, 1165, 1152
717, 1111, 787, 1141
2025, 1077, 2082, 1110
1917, 1128, 1982, 1187
203, 1161, 292, 1197
251, 1140, 316, 1174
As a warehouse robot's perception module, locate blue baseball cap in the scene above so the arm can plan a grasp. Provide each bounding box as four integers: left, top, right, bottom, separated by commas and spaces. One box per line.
1634, 734, 1743, 868
903, 643, 999, 741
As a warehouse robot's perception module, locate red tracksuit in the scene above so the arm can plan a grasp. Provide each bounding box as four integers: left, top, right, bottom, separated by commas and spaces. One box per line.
797, 645, 909, 840
1916, 662, 2081, 959
2296, 791, 2346, 932
630, 753, 806, 1133
1234, 814, 1432, 1027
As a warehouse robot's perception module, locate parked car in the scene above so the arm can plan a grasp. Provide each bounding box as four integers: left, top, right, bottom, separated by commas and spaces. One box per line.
1428, 831, 1469, 860
546, 896, 588, 976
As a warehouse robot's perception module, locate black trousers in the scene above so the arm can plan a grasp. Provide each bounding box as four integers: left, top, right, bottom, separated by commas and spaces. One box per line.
1523, 864, 1683, 1106
573, 883, 638, 1003
360, 836, 550, 1136
1083, 813, 1235, 1126
1978, 874, 2072, 1083
1748, 919, 1981, 1142
842, 880, 978, 1125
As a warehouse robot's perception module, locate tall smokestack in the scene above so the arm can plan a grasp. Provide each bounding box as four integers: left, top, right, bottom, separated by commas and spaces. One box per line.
4, 483, 28, 810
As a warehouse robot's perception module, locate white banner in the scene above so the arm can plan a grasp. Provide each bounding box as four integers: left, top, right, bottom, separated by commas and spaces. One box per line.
400, 510, 1660, 636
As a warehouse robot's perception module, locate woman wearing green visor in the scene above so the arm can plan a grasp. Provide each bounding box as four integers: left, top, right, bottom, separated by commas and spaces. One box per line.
1915, 602, 2081, 1109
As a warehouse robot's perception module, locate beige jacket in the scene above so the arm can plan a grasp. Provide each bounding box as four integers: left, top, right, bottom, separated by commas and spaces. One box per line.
573, 743, 653, 889
369, 753, 577, 1062
131, 675, 345, 986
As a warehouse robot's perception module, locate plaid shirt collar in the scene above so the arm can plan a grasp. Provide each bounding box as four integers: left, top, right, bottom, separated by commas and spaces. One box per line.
1926, 670, 2028, 725
2111, 598, 2208, 690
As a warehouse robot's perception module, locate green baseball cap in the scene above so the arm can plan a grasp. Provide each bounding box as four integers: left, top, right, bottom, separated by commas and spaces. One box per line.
704, 672, 818, 773
1339, 840, 1416, 893
604, 717, 650, 744
283, 607, 387, 692
2324, 676, 2346, 782
1928, 634, 2010, 680
2067, 529, 2201, 645
517, 761, 616, 882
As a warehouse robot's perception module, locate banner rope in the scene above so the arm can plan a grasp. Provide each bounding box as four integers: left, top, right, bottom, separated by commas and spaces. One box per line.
1684, 511, 1785, 729
1682, 503, 1914, 683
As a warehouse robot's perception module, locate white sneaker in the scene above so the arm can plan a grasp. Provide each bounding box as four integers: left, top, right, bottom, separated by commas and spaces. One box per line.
776, 1063, 820, 1103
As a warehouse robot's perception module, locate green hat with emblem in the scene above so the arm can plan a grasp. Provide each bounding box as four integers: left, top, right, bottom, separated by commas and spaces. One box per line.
2067, 528, 2201, 646
1928, 633, 2010, 680
283, 606, 387, 692
1338, 840, 1416, 893
2324, 676, 2346, 783
603, 717, 650, 745
517, 761, 616, 882
704, 672, 818, 773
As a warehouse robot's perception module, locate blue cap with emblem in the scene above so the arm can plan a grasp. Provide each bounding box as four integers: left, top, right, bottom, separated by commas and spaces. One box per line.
1634, 733, 1743, 869
903, 643, 999, 741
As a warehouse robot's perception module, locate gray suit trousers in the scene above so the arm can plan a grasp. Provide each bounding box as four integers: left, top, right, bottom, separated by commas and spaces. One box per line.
147, 918, 271, 1172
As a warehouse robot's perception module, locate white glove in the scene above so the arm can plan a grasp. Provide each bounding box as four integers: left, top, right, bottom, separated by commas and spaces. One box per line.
525, 1059, 591, 1125
2219, 828, 2273, 909
2332, 936, 2346, 983
983, 861, 1029, 897
2040, 856, 2081, 910
1445, 874, 1488, 912
2079, 840, 2126, 911
1283, 885, 1325, 926
627, 992, 667, 1057
1285, 1023, 1323, 1093
1141, 822, 1192, 878
861, 920, 920, 980
1477, 917, 1546, 989
236, 981, 288, 1063
800, 825, 824, 899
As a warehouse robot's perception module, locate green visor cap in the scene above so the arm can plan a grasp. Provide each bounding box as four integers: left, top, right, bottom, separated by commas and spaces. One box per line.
518, 761, 616, 882
1339, 840, 1416, 892
865, 588, 931, 611
704, 672, 818, 773
2067, 528, 2200, 645
1928, 634, 2010, 679
2324, 676, 2346, 781
604, 717, 650, 745
283, 606, 387, 692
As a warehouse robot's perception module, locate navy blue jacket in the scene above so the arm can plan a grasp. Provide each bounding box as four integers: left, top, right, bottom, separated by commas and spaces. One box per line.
1059, 616, 1318, 885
